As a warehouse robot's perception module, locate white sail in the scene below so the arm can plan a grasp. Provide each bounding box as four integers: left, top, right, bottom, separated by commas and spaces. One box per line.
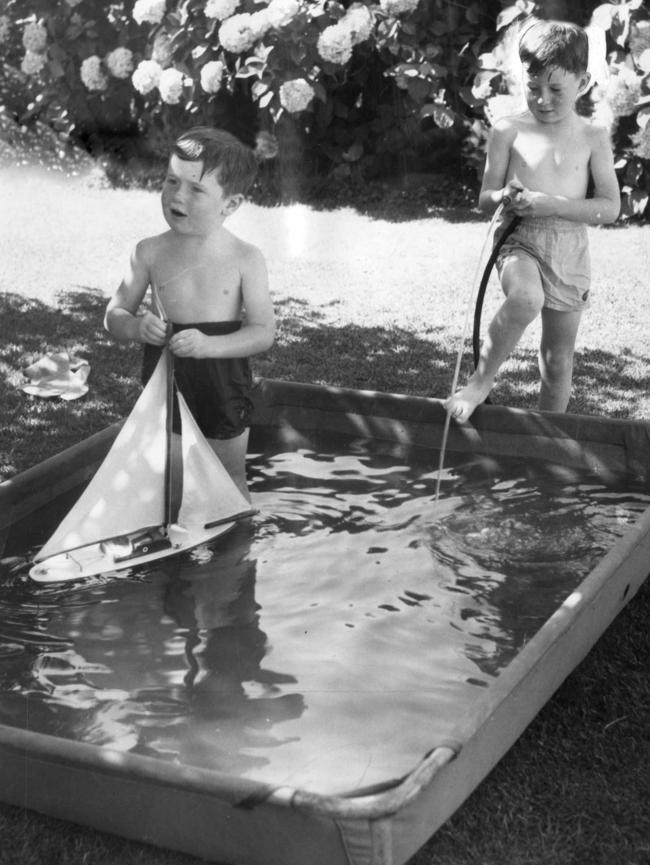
176, 391, 252, 528
34, 353, 170, 561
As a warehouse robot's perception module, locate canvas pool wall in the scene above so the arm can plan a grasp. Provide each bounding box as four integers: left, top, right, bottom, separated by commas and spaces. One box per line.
1, 380, 649, 865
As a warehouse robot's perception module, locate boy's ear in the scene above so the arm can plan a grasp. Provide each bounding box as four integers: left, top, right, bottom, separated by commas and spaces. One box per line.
578, 71, 591, 94
222, 194, 244, 216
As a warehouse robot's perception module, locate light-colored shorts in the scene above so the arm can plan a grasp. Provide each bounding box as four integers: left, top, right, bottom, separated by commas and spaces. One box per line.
495, 216, 591, 312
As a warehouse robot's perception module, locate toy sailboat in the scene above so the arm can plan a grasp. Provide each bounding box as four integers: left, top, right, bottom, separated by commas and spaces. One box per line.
30, 349, 254, 583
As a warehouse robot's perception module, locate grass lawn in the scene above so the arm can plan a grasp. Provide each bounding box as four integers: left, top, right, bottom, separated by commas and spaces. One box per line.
1, 163, 649, 865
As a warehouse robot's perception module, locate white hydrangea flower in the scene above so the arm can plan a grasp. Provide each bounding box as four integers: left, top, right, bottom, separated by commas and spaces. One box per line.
590, 94, 614, 132
343, 3, 374, 45
22, 21, 48, 53
0, 15, 11, 43
81, 55, 109, 91
250, 9, 271, 41
200, 59, 225, 94
21, 50, 47, 75
317, 23, 352, 66
629, 20, 650, 57
485, 93, 524, 125
132, 0, 166, 26
379, 0, 419, 15
632, 123, 650, 160
105, 47, 134, 79
204, 0, 239, 20
132, 59, 163, 94
158, 66, 185, 104
605, 67, 642, 117
638, 48, 650, 74
279, 78, 314, 113
151, 31, 173, 65
266, 0, 300, 29
219, 13, 257, 53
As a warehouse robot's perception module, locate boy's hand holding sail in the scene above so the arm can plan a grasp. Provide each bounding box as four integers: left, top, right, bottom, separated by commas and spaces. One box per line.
137, 311, 169, 346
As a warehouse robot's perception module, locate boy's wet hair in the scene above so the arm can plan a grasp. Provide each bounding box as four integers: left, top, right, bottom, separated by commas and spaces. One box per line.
172, 126, 259, 196
518, 19, 589, 76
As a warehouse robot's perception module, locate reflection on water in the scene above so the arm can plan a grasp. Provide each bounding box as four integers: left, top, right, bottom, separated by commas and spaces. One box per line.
0, 442, 648, 795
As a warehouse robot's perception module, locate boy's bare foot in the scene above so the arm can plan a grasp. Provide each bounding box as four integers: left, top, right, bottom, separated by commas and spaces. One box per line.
444, 378, 493, 423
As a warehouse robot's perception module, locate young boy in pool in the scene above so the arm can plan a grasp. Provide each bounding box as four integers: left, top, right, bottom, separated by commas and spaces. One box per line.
105, 126, 275, 501
446, 19, 620, 423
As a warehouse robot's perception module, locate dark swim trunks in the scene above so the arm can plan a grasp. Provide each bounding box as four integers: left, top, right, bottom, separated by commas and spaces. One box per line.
142, 321, 253, 440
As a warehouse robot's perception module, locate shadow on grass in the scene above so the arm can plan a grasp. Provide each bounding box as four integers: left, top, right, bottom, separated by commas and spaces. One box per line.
262, 297, 650, 418
3, 289, 649, 479
490, 347, 650, 418
257, 297, 456, 397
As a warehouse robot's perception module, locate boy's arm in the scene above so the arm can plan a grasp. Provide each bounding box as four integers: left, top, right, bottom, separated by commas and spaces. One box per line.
104, 241, 168, 345
478, 122, 520, 213
168, 244, 275, 359
578, 125, 620, 224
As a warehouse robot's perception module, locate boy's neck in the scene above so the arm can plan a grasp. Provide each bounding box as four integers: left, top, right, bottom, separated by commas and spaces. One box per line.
528, 107, 579, 132
170, 222, 229, 247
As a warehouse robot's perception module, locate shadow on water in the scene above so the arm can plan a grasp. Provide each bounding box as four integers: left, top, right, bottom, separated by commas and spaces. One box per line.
2, 288, 649, 479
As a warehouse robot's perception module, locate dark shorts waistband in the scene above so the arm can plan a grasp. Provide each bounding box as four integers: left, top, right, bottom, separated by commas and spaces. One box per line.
142, 320, 253, 440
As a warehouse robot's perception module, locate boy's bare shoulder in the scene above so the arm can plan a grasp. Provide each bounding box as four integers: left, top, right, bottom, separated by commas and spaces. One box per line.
580, 116, 613, 150
224, 230, 266, 268
133, 231, 172, 263
490, 111, 530, 141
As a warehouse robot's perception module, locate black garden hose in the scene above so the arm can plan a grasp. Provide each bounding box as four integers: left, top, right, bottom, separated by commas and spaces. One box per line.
472, 214, 522, 368
471, 214, 521, 404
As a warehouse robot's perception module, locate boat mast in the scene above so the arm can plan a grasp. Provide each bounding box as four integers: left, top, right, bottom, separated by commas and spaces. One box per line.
153, 284, 175, 532
164, 346, 174, 530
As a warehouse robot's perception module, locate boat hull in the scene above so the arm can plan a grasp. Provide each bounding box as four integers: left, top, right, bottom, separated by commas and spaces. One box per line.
28, 520, 240, 583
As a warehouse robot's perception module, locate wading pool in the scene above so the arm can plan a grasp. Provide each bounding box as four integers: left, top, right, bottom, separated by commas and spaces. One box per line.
1, 380, 649, 865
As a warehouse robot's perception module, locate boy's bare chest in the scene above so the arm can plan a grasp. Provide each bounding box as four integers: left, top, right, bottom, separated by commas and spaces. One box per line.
152, 248, 241, 320
510, 128, 589, 191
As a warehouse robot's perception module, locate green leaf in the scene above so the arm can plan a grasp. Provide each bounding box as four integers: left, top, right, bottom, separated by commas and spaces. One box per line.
252, 80, 269, 99
420, 103, 456, 129
459, 85, 485, 109
47, 59, 66, 80
64, 23, 84, 40
342, 141, 363, 162
406, 77, 430, 103
625, 188, 649, 216
312, 81, 327, 103
258, 91, 274, 109
49, 44, 68, 63
624, 159, 643, 186
496, 2, 535, 31
466, 4, 480, 25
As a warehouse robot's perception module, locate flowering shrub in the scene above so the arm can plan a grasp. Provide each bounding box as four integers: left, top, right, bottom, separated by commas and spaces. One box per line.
7, 0, 645, 217
2, 0, 648, 215
0, 0, 502, 189
591, 2, 650, 219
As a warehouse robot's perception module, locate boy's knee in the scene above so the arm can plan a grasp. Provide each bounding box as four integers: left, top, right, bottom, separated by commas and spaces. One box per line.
540, 350, 574, 381
506, 289, 544, 323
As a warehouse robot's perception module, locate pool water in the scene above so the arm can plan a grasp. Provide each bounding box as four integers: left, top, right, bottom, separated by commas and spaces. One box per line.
0, 442, 648, 795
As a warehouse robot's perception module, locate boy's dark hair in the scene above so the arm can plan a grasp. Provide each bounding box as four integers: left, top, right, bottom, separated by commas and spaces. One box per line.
172, 126, 259, 196
518, 19, 589, 76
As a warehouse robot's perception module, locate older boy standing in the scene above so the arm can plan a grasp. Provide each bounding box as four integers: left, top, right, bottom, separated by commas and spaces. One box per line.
447, 20, 620, 423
